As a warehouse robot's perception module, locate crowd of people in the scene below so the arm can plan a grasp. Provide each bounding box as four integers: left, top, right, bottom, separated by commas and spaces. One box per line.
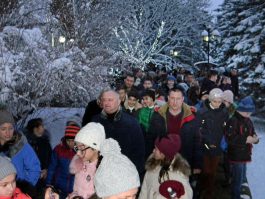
0, 66, 260, 199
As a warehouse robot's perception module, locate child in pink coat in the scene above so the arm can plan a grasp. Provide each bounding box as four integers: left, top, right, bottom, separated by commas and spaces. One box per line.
67, 122, 106, 199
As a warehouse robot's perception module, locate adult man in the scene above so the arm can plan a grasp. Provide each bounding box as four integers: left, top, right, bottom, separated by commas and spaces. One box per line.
124, 73, 136, 92
92, 89, 145, 178
158, 86, 202, 173
200, 69, 218, 95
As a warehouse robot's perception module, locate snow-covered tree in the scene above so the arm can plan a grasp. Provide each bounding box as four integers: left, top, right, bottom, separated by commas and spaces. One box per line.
216, 0, 265, 106
111, 0, 211, 70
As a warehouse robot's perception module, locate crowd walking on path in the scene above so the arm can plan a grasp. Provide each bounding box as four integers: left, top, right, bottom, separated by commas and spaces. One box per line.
0, 66, 259, 199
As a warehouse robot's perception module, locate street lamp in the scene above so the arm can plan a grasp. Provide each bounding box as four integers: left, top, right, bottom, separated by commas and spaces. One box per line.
59, 36, 66, 52
201, 28, 220, 63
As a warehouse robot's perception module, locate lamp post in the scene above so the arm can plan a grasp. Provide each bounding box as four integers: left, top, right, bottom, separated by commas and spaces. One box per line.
201, 28, 220, 64
58, 36, 66, 52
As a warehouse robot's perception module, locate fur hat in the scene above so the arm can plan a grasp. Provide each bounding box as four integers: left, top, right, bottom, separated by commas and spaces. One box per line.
64, 125, 81, 139
0, 109, 15, 126
209, 88, 223, 101
155, 134, 181, 161
94, 138, 140, 198
237, 96, 255, 113
74, 122, 106, 151
0, 156, 17, 180
223, 90, 234, 104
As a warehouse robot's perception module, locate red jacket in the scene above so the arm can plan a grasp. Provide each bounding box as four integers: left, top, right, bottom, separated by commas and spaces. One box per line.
0, 188, 31, 199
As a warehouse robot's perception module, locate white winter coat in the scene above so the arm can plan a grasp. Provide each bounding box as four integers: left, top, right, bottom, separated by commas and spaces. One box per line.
139, 166, 193, 199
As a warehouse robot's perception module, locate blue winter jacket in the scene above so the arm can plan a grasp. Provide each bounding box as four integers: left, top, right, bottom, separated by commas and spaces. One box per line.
7, 133, 41, 185
46, 140, 75, 196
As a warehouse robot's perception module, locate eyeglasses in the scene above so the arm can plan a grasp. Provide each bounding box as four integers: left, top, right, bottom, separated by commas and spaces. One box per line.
73, 145, 91, 153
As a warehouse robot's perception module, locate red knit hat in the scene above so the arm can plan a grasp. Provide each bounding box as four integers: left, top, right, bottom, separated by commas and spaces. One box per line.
64, 125, 80, 139
159, 180, 185, 198
155, 134, 181, 161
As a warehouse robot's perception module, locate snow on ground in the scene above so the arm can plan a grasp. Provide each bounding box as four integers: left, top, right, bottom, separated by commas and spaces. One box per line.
247, 117, 265, 199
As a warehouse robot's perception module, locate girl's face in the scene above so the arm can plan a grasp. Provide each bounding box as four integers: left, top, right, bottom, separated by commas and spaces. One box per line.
210, 98, 222, 109
74, 142, 99, 162
0, 123, 14, 145
153, 146, 165, 160
34, 124, 45, 137
0, 174, 16, 197
104, 187, 138, 199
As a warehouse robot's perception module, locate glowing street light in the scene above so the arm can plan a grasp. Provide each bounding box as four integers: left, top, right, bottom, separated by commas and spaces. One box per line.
201, 28, 220, 63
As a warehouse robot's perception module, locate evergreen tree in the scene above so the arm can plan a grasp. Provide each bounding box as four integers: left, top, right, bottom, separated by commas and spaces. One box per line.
216, 0, 265, 106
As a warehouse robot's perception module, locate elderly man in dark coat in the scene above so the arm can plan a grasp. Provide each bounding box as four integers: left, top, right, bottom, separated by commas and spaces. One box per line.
92, 89, 145, 179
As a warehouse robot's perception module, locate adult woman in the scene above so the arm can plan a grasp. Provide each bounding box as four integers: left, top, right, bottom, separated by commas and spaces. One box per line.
0, 109, 40, 186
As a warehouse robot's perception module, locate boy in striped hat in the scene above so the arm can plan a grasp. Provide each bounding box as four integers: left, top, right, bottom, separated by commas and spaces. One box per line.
46, 125, 81, 199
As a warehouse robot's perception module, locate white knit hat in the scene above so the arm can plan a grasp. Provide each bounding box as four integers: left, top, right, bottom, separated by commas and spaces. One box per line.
74, 122, 106, 151
223, 90, 234, 104
94, 138, 140, 198
0, 156, 17, 180
209, 88, 223, 101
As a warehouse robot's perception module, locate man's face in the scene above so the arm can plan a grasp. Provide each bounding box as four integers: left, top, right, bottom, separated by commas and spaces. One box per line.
101, 91, 121, 114
185, 74, 194, 84
143, 80, 153, 89
124, 76, 135, 89
0, 123, 14, 145
168, 91, 184, 112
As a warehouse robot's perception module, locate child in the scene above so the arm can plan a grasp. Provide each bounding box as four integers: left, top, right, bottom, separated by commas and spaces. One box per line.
46, 125, 81, 198
0, 156, 31, 199
225, 96, 259, 199
68, 122, 106, 199
24, 118, 52, 189
139, 134, 193, 199
94, 138, 140, 199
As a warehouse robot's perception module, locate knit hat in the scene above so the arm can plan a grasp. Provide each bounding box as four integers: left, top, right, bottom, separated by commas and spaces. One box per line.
142, 89, 156, 101
74, 122, 105, 151
155, 134, 181, 161
167, 75, 176, 81
237, 96, 255, 113
208, 88, 223, 101
0, 156, 17, 180
64, 125, 81, 139
159, 180, 185, 198
94, 138, 140, 198
223, 90, 234, 104
66, 114, 82, 127
0, 109, 15, 126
